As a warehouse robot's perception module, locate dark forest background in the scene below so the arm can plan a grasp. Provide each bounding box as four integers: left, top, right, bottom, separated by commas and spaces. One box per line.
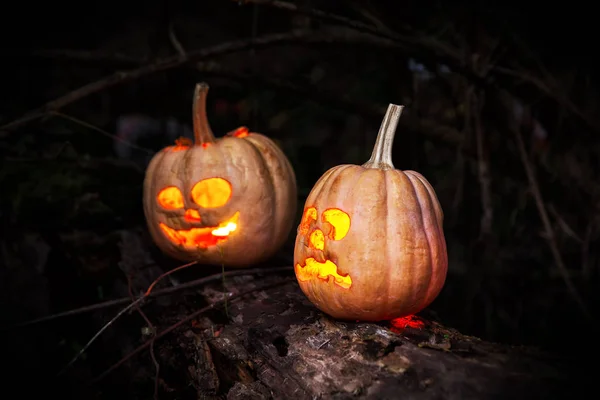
1, 0, 599, 398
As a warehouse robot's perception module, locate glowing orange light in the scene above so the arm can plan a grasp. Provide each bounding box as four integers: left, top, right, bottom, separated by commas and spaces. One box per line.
309, 229, 325, 250
296, 207, 352, 288
191, 178, 232, 208
170, 137, 192, 151
159, 211, 240, 248
231, 126, 249, 138
299, 207, 317, 235
157, 186, 185, 209
184, 209, 201, 222
322, 208, 350, 240
201, 142, 211, 148
390, 315, 425, 332
295, 258, 352, 289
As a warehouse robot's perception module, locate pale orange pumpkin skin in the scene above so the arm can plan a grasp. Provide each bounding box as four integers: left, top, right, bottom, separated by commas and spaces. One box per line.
143, 83, 297, 267
294, 105, 447, 321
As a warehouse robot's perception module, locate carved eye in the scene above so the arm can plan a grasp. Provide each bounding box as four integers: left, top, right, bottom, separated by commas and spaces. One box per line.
191, 178, 232, 208
157, 186, 184, 209
322, 208, 350, 240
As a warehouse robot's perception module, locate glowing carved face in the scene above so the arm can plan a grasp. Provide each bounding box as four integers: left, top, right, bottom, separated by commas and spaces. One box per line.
156, 177, 240, 248
295, 207, 352, 288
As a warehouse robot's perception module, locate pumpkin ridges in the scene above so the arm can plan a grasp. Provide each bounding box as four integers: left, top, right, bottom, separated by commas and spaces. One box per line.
404, 171, 448, 306
402, 171, 436, 311
382, 171, 394, 319
327, 167, 370, 315
293, 103, 447, 321
294, 164, 448, 321
405, 170, 445, 223
234, 135, 278, 245
385, 170, 428, 317
145, 137, 296, 266
245, 133, 297, 247
144, 87, 297, 267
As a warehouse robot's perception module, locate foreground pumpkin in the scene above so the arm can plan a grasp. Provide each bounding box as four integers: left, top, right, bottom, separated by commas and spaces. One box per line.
294, 104, 447, 321
143, 83, 297, 267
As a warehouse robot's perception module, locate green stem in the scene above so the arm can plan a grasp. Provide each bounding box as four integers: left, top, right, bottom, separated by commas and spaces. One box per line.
362, 103, 404, 170
192, 82, 217, 144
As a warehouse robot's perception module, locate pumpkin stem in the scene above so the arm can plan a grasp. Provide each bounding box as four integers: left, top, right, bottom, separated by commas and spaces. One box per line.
192, 82, 216, 144
362, 103, 404, 170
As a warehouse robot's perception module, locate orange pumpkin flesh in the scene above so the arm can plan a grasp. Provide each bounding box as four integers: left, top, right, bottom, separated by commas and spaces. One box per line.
143, 83, 297, 267
294, 104, 448, 321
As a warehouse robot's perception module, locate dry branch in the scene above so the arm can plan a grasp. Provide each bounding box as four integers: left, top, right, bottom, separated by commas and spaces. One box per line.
1, 30, 397, 133
240, 0, 600, 133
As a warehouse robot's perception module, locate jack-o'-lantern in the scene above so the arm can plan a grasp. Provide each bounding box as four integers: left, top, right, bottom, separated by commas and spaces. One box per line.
143, 82, 297, 267
294, 104, 447, 321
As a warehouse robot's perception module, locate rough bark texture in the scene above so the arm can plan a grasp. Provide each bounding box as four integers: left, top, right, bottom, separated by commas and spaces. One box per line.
147, 273, 588, 400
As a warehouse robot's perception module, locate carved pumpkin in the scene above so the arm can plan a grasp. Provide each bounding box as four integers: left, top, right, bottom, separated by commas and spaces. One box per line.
294, 104, 447, 321
143, 83, 297, 267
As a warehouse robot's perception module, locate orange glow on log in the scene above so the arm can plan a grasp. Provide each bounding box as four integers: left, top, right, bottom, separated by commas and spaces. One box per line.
390, 315, 425, 331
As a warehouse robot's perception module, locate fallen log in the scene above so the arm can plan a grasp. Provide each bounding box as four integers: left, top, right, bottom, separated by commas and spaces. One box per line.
128, 272, 589, 400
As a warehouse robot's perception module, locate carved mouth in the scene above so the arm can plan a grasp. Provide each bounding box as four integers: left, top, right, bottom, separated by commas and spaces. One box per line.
295, 257, 352, 289
159, 212, 240, 248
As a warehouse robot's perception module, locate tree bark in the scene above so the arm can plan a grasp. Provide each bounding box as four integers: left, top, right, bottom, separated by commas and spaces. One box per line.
155, 273, 588, 400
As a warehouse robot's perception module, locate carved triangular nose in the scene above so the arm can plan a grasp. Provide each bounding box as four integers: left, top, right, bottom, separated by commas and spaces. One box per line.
184, 209, 201, 222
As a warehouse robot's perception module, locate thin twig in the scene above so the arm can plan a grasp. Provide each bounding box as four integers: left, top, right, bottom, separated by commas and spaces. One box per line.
50, 111, 154, 155
58, 260, 199, 375
168, 20, 186, 57
127, 274, 160, 400
56, 262, 293, 374
57, 299, 141, 376
1, 266, 293, 330
89, 279, 293, 385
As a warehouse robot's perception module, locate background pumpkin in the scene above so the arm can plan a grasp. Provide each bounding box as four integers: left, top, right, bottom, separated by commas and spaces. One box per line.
143, 82, 297, 267
294, 104, 448, 321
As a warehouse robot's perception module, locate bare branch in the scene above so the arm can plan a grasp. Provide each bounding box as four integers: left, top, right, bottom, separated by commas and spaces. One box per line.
2, 30, 396, 133
237, 0, 461, 60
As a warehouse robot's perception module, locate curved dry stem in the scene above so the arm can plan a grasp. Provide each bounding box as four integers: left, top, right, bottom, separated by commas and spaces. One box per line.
362, 103, 404, 170
192, 82, 216, 144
